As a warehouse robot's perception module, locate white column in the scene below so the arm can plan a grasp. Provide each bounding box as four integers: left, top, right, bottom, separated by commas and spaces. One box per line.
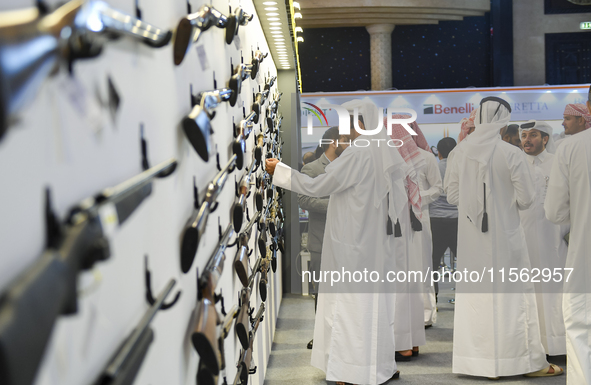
366, 24, 395, 91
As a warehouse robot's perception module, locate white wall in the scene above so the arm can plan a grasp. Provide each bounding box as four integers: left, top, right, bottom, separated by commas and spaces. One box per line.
0, 1, 283, 385
513, 0, 591, 85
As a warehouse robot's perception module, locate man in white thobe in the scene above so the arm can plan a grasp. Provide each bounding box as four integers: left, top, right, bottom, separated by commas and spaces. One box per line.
518, 120, 567, 356
265, 102, 407, 385
445, 97, 562, 378
388, 118, 427, 359
412, 125, 443, 327
545, 95, 591, 384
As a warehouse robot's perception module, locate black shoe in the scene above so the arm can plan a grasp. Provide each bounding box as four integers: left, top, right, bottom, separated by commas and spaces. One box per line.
395, 352, 412, 361
425, 324, 433, 329
391, 371, 400, 380
412, 349, 419, 357
307, 339, 313, 349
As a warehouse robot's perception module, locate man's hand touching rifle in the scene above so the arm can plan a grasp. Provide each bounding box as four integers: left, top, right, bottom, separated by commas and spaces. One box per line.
0, 0, 172, 141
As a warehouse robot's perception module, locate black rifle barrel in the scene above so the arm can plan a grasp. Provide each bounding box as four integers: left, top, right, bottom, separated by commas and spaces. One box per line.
104, 279, 177, 379
71, 158, 177, 226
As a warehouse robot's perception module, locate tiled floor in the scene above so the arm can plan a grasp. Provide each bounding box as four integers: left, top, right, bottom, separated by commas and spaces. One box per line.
264, 284, 567, 385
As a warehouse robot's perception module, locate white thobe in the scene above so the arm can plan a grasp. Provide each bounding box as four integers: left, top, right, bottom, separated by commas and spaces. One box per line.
445, 140, 549, 377
392, 202, 425, 351
414, 148, 442, 325
545, 128, 591, 384
519, 150, 567, 356
272, 144, 399, 385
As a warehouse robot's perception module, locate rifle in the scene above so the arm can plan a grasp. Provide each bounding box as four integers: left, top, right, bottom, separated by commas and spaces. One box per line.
191, 223, 234, 377
0, 0, 171, 141
254, 134, 266, 167
266, 92, 282, 132
228, 63, 253, 107
231, 160, 257, 232
225, 7, 253, 45
182, 88, 234, 163
233, 212, 261, 287
94, 279, 177, 385
180, 155, 237, 274
196, 304, 239, 385
233, 303, 265, 385
234, 258, 261, 349
254, 174, 266, 213
173, 5, 230, 65
249, 50, 267, 79
251, 90, 269, 124
263, 76, 276, 92
0, 158, 177, 385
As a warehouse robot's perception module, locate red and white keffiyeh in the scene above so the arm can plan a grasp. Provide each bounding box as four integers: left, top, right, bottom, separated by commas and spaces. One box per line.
564, 103, 591, 129
387, 114, 424, 219
411, 121, 430, 151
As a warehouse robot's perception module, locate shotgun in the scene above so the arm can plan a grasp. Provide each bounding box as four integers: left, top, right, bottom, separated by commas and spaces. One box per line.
0, 158, 177, 385
94, 279, 178, 385
233, 212, 260, 287
191, 223, 234, 377
182, 88, 234, 162
0, 0, 171, 141
180, 155, 236, 273
233, 303, 265, 385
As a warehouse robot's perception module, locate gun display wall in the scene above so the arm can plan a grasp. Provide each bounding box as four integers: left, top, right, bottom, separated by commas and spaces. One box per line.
0, 1, 285, 384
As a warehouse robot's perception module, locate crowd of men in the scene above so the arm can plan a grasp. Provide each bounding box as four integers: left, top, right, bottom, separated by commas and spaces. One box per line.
265, 91, 591, 385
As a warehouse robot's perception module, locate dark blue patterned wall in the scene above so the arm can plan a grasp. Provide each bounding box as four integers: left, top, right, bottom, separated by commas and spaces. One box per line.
392, 16, 491, 89
299, 16, 492, 92
299, 27, 371, 92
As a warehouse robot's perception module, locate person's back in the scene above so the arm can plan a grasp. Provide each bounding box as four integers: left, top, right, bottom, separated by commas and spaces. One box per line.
446, 97, 559, 379
545, 127, 591, 384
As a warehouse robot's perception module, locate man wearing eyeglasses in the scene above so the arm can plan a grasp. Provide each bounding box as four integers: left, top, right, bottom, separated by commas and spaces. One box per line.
519, 120, 567, 358
545, 90, 591, 384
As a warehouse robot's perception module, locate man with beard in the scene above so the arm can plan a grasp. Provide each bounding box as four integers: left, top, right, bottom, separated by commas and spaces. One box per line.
555, 103, 591, 148
519, 120, 567, 357
299, 126, 347, 349
545, 91, 591, 384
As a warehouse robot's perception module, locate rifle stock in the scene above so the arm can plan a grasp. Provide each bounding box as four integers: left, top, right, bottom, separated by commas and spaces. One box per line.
191, 223, 234, 376
234, 257, 260, 349
196, 304, 239, 385
180, 156, 236, 273
234, 303, 265, 385
233, 212, 260, 287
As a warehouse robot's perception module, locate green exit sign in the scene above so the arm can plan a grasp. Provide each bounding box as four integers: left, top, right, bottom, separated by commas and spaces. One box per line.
581, 22, 591, 30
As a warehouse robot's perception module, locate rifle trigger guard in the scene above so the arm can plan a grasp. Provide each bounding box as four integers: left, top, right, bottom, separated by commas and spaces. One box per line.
210, 201, 219, 213
144, 255, 182, 310
249, 367, 257, 375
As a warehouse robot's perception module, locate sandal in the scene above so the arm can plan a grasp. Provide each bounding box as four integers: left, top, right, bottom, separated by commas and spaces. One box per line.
395, 351, 412, 361
523, 364, 564, 377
